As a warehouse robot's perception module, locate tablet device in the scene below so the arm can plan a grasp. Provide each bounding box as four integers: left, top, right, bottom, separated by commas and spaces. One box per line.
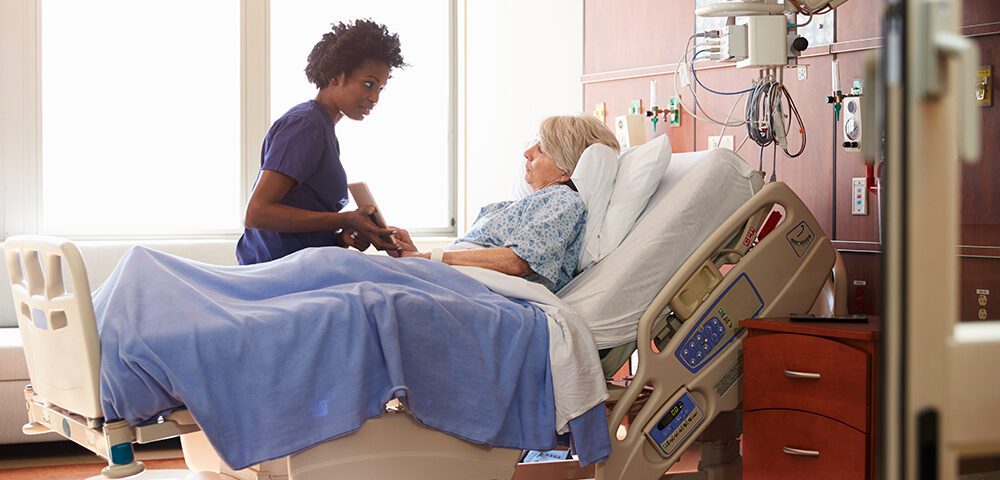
347, 182, 388, 228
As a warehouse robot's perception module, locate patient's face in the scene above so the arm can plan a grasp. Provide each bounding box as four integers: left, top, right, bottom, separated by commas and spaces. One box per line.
523, 143, 566, 191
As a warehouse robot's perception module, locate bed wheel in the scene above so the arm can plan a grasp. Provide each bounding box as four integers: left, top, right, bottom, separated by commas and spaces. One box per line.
101, 460, 145, 478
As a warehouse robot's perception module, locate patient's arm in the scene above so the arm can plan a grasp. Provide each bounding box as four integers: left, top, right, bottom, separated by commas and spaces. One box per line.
403, 248, 531, 277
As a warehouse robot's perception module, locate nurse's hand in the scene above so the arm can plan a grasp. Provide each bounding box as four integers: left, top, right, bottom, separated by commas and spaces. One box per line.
340, 228, 371, 251
343, 206, 399, 253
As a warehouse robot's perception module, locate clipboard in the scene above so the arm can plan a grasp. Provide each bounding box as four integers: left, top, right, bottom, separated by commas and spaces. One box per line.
347, 182, 388, 228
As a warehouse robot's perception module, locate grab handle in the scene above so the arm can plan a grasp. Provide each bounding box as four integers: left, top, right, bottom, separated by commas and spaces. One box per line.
783, 446, 820, 457
783, 369, 821, 380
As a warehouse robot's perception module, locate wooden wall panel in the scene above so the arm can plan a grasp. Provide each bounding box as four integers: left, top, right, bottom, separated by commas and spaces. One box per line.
834, 50, 881, 243
770, 60, 835, 238
584, 74, 696, 153
834, 0, 884, 43
961, 33, 1000, 246
963, 0, 1000, 27
840, 252, 882, 316
960, 257, 1000, 321
584, 0, 694, 74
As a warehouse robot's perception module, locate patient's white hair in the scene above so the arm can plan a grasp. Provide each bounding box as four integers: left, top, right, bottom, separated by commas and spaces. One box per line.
537, 115, 620, 175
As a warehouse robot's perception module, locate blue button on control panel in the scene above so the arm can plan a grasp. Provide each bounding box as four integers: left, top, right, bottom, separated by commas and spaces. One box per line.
678, 317, 727, 368
673, 273, 764, 373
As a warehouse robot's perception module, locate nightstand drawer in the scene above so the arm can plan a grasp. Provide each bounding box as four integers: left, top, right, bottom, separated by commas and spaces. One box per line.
744, 409, 867, 480
744, 333, 870, 431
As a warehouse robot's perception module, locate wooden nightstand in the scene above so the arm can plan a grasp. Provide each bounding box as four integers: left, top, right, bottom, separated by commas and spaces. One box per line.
741, 317, 880, 480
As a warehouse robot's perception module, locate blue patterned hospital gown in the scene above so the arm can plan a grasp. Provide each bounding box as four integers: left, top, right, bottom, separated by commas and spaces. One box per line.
456, 185, 586, 291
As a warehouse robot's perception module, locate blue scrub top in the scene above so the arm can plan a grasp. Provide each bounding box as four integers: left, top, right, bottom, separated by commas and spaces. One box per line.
236, 100, 349, 265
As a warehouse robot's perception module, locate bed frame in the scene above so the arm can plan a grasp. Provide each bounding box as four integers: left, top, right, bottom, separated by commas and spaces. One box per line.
4, 181, 839, 480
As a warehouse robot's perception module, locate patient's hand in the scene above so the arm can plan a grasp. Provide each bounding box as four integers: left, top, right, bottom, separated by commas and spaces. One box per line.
400, 251, 430, 259
390, 227, 418, 253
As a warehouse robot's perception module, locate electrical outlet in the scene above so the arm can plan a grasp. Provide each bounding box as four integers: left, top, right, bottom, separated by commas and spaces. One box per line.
852, 177, 868, 215
719, 135, 734, 150
797, 65, 808, 81
708, 135, 735, 150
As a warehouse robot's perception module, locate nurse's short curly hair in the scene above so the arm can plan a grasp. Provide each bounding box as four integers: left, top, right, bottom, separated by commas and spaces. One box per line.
305, 19, 406, 89
538, 115, 621, 175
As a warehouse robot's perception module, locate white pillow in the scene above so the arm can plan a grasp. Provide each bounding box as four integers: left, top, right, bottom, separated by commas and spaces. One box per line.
571, 144, 619, 271
596, 134, 672, 259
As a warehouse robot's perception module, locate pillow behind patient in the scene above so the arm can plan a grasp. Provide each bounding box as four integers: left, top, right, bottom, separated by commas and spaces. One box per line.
571, 144, 619, 271
594, 134, 672, 264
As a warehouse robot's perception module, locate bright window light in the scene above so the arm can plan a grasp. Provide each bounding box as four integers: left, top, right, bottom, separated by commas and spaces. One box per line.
270, 1, 452, 232
40, 0, 241, 236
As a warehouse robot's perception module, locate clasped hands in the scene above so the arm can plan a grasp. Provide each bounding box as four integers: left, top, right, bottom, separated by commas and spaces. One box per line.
339, 205, 422, 258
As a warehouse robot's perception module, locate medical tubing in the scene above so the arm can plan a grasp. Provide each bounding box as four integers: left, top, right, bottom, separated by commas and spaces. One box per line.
685, 49, 747, 125
719, 92, 748, 142
771, 83, 807, 157
770, 144, 778, 182
692, 50, 756, 96
671, 37, 748, 128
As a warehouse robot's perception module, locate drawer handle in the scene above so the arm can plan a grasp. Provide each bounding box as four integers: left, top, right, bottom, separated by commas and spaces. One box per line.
783, 446, 821, 457
783, 369, 821, 380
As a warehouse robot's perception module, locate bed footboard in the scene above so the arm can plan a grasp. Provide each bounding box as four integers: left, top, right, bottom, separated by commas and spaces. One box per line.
6, 236, 204, 478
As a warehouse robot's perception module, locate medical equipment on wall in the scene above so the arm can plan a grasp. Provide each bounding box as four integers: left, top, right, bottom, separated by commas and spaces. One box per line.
665, 0, 856, 170
826, 59, 870, 152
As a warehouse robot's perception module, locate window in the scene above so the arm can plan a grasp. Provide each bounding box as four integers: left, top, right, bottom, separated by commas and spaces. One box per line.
40, 0, 242, 236
1, 0, 457, 239
270, 0, 455, 233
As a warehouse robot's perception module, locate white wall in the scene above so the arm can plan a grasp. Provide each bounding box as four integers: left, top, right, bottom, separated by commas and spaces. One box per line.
461, 1, 583, 230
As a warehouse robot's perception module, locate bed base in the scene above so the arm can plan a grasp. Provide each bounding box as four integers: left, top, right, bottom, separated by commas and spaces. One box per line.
5, 181, 836, 480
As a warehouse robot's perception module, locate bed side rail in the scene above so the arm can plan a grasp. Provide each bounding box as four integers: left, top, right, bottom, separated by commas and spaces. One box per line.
597, 182, 835, 480
4, 235, 103, 419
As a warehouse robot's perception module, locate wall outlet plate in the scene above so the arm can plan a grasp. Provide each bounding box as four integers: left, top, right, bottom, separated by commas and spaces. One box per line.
797, 65, 808, 81
708, 135, 734, 150
851, 177, 868, 215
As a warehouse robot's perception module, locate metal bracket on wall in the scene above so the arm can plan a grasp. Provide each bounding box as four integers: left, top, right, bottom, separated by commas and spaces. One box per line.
977, 66, 992, 107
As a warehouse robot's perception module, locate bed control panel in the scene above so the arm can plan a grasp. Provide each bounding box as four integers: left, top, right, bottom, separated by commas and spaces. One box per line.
674, 273, 764, 373
643, 390, 704, 458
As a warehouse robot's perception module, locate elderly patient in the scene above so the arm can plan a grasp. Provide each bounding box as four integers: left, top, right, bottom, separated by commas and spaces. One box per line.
394, 115, 620, 292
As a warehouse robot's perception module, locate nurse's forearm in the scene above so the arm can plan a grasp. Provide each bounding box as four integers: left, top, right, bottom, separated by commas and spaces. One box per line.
441, 248, 532, 277
244, 202, 350, 233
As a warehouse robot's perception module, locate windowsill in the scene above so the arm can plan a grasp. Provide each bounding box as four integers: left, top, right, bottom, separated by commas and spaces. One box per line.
411, 236, 457, 251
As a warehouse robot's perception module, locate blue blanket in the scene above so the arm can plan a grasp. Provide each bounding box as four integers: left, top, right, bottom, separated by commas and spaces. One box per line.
94, 246, 609, 469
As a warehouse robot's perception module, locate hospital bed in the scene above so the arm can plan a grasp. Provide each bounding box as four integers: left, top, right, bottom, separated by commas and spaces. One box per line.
4, 148, 842, 480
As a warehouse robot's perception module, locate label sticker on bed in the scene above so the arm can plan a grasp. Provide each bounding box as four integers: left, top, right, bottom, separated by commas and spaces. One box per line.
786, 220, 815, 257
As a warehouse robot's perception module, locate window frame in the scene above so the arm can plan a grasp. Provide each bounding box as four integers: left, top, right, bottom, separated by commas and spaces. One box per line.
0, 0, 458, 241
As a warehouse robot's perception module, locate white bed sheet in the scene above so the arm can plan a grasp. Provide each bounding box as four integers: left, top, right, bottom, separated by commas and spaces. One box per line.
452, 266, 608, 435
557, 149, 764, 349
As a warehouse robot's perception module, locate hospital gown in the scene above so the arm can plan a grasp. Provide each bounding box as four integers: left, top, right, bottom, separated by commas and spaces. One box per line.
456, 185, 585, 291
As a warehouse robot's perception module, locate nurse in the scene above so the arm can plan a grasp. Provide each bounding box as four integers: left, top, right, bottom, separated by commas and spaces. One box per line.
237, 19, 406, 265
